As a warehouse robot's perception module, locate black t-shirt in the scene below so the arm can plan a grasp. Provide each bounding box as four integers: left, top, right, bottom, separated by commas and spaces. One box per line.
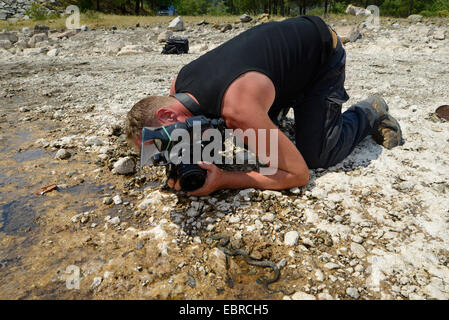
175, 15, 334, 118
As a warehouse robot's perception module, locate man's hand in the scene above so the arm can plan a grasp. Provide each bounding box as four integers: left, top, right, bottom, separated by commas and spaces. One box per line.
167, 161, 224, 196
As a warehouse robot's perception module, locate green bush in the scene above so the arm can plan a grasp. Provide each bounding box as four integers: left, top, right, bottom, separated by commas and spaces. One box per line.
438, 9, 449, 16
331, 1, 346, 14
309, 7, 324, 16
419, 10, 438, 17
26, 3, 49, 21
84, 9, 100, 20
207, 0, 229, 16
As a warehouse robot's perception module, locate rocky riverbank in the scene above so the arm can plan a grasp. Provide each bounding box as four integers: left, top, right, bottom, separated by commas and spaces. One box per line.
0, 15, 448, 299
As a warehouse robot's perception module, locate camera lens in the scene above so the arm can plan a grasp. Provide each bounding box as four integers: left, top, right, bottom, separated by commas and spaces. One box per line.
178, 164, 207, 192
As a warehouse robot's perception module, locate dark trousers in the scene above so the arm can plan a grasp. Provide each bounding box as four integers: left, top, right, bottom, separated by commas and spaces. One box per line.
293, 40, 378, 169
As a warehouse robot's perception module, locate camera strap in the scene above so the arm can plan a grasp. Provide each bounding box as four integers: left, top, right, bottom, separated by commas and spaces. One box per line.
170, 93, 201, 115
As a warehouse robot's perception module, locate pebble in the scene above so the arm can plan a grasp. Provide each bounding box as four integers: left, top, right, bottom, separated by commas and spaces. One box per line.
55, 148, 71, 160
284, 231, 300, 246
324, 263, 340, 270
315, 269, 325, 281
113, 195, 122, 205
85, 136, 104, 146
113, 157, 136, 175
291, 291, 316, 300
346, 287, 360, 299
350, 242, 367, 258
351, 235, 364, 244
103, 197, 113, 205
108, 217, 120, 225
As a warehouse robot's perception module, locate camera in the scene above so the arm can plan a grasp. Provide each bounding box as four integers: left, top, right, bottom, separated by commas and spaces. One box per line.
140, 116, 226, 192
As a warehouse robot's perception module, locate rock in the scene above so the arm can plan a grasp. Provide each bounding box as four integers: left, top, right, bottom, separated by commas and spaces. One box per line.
221, 24, 232, 33
324, 262, 340, 270
261, 213, 274, 222
0, 31, 18, 43
28, 33, 48, 47
23, 47, 45, 56
85, 136, 104, 146
0, 39, 11, 49
335, 26, 363, 44
113, 157, 136, 175
209, 248, 227, 276
108, 216, 120, 225
197, 20, 209, 26
22, 27, 31, 35
257, 13, 270, 24
47, 48, 59, 57
350, 242, 367, 258
433, 30, 446, 40
80, 25, 89, 31
291, 291, 316, 300
116, 45, 152, 56
55, 149, 71, 160
284, 231, 300, 246
113, 195, 122, 205
34, 24, 50, 36
346, 287, 360, 299
15, 39, 28, 49
56, 29, 79, 39
157, 30, 173, 43
168, 16, 185, 31
408, 14, 423, 23
103, 197, 113, 205
189, 43, 208, 54
315, 269, 325, 281
239, 14, 252, 23
351, 235, 363, 244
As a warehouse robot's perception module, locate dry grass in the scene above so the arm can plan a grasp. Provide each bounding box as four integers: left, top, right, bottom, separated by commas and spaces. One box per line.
0, 14, 246, 31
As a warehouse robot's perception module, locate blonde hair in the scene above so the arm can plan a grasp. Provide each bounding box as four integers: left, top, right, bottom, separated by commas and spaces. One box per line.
125, 96, 173, 149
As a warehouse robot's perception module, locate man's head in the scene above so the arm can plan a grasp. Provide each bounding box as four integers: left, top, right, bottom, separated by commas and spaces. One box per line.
125, 96, 193, 151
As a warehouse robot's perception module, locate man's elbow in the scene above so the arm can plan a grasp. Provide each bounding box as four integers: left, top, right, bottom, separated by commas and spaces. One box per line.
290, 170, 309, 188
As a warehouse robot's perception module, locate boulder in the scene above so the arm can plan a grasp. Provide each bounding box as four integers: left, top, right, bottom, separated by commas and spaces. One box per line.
113, 157, 136, 175
334, 26, 362, 44
0, 31, 18, 43
345, 4, 371, 17
433, 29, 446, 40
239, 14, 252, 23
157, 30, 173, 43
116, 44, 152, 56
168, 16, 185, 31
407, 14, 423, 23
0, 39, 11, 49
28, 33, 48, 47
221, 24, 232, 33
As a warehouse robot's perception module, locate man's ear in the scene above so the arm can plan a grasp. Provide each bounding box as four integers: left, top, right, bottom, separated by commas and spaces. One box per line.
156, 108, 178, 125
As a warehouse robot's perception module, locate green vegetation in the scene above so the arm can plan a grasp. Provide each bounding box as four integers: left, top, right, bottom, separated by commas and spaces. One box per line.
61, 0, 449, 18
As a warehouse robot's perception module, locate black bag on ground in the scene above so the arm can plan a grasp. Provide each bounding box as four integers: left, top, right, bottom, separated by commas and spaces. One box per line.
162, 37, 189, 54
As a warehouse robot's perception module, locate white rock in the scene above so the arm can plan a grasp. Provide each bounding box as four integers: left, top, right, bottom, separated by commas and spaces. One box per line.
315, 269, 325, 281
407, 14, 423, 23
23, 47, 44, 56
55, 148, 70, 160
350, 242, 367, 258
346, 287, 360, 299
157, 30, 173, 43
168, 16, 185, 31
28, 33, 48, 47
108, 216, 120, 225
261, 213, 274, 222
291, 291, 316, 300
324, 263, 340, 270
86, 136, 104, 146
46, 48, 59, 57
0, 39, 11, 49
113, 157, 135, 175
113, 195, 122, 205
116, 45, 152, 56
284, 231, 300, 246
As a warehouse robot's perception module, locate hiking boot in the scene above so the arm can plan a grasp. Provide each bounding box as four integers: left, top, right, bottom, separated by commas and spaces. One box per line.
366, 96, 404, 149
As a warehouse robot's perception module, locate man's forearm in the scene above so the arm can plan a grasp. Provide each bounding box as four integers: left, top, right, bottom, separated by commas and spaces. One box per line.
220, 169, 309, 191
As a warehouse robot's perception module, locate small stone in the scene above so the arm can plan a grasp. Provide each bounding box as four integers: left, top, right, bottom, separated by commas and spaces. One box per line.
324, 263, 340, 270
113, 195, 122, 205
350, 242, 367, 258
407, 14, 423, 23
239, 14, 252, 23
85, 136, 104, 146
291, 291, 316, 300
103, 197, 113, 205
0, 39, 11, 49
346, 287, 360, 299
284, 231, 300, 246
157, 30, 173, 43
261, 213, 274, 222
351, 235, 363, 244
47, 48, 59, 57
108, 216, 120, 225
80, 25, 89, 31
315, 269, 325, 281
55, 149, 70, 160
113, 157, 136, 175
